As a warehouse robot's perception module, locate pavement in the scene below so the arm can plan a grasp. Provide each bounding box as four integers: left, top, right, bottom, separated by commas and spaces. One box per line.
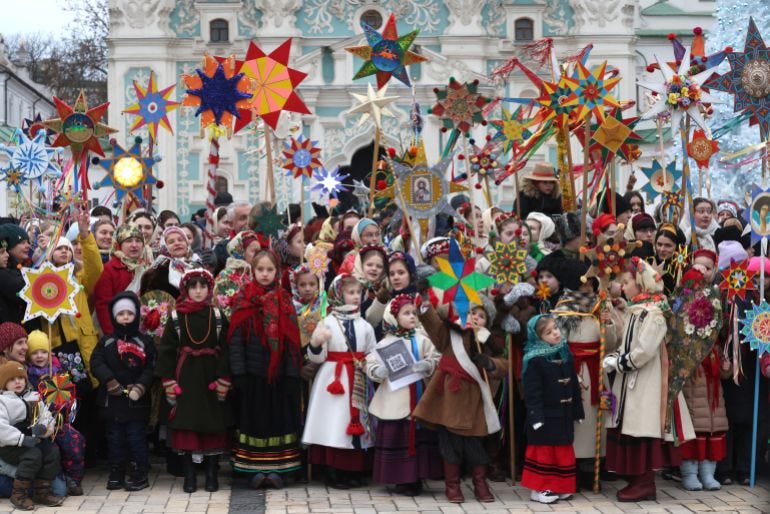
2, 464, 767, 514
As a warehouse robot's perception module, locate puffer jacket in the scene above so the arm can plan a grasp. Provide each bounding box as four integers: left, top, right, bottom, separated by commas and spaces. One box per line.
682, 349, 729, 434
0, 390, 54, 447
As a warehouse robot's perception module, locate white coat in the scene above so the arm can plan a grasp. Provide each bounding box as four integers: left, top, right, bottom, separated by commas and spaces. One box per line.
0, 390, 54, 447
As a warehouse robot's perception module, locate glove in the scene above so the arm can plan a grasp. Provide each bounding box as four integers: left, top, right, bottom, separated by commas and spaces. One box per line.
162, 379, 182, 405
472, 353, 495, 372
370, 365, 390, 381
300, 362, 320, 382
412, 360, 433, 376
602, 354, 619, 373
504, 282, 535, 307
30, 423, 48, 437
209, 377, 232, 402
375, 284, 391, 304
21, 436, 40, 448
105, 379, 123, 396
532, 422, 543, 431
414, 264, 435, 293
127, 384, 146, 401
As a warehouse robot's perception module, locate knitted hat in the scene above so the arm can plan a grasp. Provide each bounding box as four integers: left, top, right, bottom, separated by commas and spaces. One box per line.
717, 241, 748, 270
420, 237, 450, 261
631, 212, 656, 232
0, 322, 27, 353
112, 297, 137, 317
717, 200, 738, 219
0, 223, 30, 250
52, 236, 73, 254
0, 362, 27, 388
553, 211, 582, 244
592, 213, 616, 237
114, 223, 144, 246
26, 330, 49, 355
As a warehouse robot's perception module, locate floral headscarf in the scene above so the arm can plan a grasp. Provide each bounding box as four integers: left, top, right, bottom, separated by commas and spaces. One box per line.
352, 244, 387, 289
288, 264, 318, 305
149, 226, 198, 289
327, 273, 360, 318
112, 223, 146, 271
226, 230, 260, 261
176, 269, 215, 314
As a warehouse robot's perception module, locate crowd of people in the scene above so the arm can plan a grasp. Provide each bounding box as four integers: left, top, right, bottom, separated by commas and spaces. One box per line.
0, 164, 768, 510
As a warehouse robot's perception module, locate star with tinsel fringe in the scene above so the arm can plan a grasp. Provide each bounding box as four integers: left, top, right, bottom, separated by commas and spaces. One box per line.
345, 12, 427, 89
282, 135, 322, 179
720, 259, 757, 301
486, 241, 527, 285
123, 70, 180, 140
705, 17, 770, 140
740, 299, 770, 355
429, 78, 489, 136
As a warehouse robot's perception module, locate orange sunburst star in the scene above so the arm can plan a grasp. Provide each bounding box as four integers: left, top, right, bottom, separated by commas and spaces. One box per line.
43, 90, 117, 161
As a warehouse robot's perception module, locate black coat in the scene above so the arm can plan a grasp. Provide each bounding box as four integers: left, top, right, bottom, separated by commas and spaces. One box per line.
523, 354, 584, 446
516, 192, 563, 220
0, 257, 36, 328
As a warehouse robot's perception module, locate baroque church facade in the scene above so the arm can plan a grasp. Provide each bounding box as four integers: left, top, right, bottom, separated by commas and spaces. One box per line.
106, 0, 716, 217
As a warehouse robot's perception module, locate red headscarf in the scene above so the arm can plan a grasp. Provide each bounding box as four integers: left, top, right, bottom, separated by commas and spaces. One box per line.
175, 269, 215, 314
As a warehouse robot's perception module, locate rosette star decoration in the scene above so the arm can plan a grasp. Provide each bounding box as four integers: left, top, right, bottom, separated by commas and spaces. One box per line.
638, 48, 720, 132
95, 138, 159, 207
123, 70, 179, 139
430, 78, 489, 136
345, 12, 427, 89
181, 53, 252, 133
534, 75, 579, 129
19, 262, 79, 323
282, 135, 322, 179
489, 106, 533, 155
486, 241, 527, 285
427, 238, 495, 326
705, 18, 770, 140
686, 129, 720, 169
572, 60, 622, 123
720, 259, 757, 301
237, 39, 311, 133
580, 233, 638, 288
740, 300, 770, 355
43, 90, 117, 162
0, 128, 61, 187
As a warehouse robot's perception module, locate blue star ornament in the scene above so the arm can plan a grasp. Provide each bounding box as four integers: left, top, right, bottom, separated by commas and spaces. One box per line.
0, 128, 61, 186
640, 159, 682, 202
740, 300, 770, 356
312, 166, 349, 199
96, 140, 158, 205
182, 54, 252, 131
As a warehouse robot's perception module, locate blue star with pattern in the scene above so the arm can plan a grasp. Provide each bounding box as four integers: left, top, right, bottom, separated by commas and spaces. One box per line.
186, 62, 251, 126
0, 128, 60, 186
740, 300, 770, 356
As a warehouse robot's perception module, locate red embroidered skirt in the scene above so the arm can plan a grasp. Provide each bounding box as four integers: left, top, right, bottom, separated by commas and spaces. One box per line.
308, 445, 371, 472
605, 428, 681, 475
521, 444, 576, 493
679, 432, 727, 461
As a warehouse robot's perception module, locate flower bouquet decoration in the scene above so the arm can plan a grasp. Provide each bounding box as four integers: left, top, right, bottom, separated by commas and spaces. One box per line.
139, 290, 176, 339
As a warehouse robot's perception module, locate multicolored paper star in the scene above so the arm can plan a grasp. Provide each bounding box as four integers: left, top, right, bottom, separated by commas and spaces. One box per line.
182, 54, 252, 131
705, 18, 770, 140
720, 259, 756, 301
345, 12, 427, 89
489, 106, 533, 155
123, 71, 179, 140
20, 262, 79, 323
534, 75, 580, 128
95, 139, 158, 206
686, 129, 720, 169
282, 135, 322, 179
575, 107, 643, 169
486, 241, 527, 284
43, 90, 117, 161
429, 78, 489, 135
572, 60, 621, 122
640, 159, 682, 202
237, 38, 311, 133
740, 300, 770, 355
0, 128, 61, 187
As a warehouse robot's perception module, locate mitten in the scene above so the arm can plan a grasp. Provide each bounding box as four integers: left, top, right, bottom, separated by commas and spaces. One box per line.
414, 264, 435, 293
375, 285, 391, 304
411, 360, 433, 376
300, 362, 321, 382
209, 377, 232, 401
162, 378, 182, 405
501, 314, 521, 334
370, 365, 389, 381
29, 423, 48, 437
602, 354, 619, 373
21, 436, 40, 448
105, 379, 123, 396
128, 384, 146, 401
503, 282, 535, 307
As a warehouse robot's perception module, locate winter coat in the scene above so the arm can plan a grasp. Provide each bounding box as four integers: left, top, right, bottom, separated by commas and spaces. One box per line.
140, 261, 180, 298
0, 390, 54, 447
411, 304, 507, 437
606, 302, 695, 441
523, 354, 584, 446
89, 292, 156, 423
93, 256, 137, 334
365, 330, 439, 420
155, 307, 230, 434
515, 178, 563, 219
301, 313, 377, 449
682, 349, 729, 435
0, 257, 37, 330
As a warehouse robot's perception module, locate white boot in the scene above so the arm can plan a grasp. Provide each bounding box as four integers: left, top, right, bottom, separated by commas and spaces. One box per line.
698, 460, 721, 491
680, 460, 703, 491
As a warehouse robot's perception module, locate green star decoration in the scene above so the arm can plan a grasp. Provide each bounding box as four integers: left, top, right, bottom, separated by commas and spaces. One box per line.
486, 241, 527, 284
250, 204, 285, 238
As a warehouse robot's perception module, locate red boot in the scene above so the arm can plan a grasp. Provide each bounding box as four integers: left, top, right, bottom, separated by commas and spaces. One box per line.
617, 470, 656, 502
471, 465, 495, 502
443, 461, 464, 503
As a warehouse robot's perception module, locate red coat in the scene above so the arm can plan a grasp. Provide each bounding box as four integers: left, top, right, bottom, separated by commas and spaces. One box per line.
93, 256, 135, 334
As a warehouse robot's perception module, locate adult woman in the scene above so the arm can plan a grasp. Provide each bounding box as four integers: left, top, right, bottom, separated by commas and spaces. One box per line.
653, 223, 685, 295
516, 163, 563, 219
92, 219, 116, 264
624, 191, 645, 216
690, 198, 719, 252
93, 224, 147, 334
140, 226, 200, 298
158, 210, 181, 230
0, 224, 33, 327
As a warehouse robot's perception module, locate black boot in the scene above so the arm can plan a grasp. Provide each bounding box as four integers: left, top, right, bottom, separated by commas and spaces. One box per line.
204, 455, 219, 492
107, 466, 125, 490
182, 454, 197, 493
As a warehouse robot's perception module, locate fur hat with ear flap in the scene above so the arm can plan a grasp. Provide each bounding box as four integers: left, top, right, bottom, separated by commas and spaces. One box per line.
553, 211, 582, 245
628, 256, 664, 294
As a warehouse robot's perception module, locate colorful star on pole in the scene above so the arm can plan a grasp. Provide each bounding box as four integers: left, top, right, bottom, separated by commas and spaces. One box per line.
705, 18, 770, 140
686, 129, 720, 169
42, 90, 117, 161
469, 139, 501, 178
575, 107, 644, 168
0, 128, 61, 187
237, 38, 311, 133
123, 70, 179, 140
571, 60, 622, 122
427, 238, 495, 326
720, 259, 757, 301
22, 113, 53, 143
20, 262, 79, 323
581, 233, 637, 288
429, 78, 489, 136
282, 135, 322, 179
345, 12, 427, 89
347, 83, 399, 128
486, 241, 527, 284
96, 139, 158, 206
535, 75, 580, 128
489, 106, 533, 155
182, 54, 252, 132
312, 166, 350, 200
640, 159, 682, 202
740, 300, 770, 355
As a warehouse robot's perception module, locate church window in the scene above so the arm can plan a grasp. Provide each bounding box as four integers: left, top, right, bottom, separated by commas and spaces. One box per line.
515, 18, 534, 42
210, 19, 229, 43
360, 9, 383, 29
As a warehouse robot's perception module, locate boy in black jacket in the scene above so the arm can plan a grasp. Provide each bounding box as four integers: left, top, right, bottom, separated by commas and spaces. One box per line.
90, 292, 156, 491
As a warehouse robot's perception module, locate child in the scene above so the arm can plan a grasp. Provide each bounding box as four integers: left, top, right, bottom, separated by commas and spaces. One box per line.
412, 299, 507, 503
229, 250, 303, 490
0, 361, 64, 509
90, 291, 156, 491
521, 315, 584, 504
25, 330, 86, 496
366, 293, 441, 496
302, 274, 377, 489
157, 269, 230, 493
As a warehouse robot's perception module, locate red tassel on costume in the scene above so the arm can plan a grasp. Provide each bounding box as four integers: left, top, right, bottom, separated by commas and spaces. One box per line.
327, 380, 345, 395
346, 421, 365, 436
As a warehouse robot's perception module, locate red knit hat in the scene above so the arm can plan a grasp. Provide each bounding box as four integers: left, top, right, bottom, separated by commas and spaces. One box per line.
592, 213, 617, 237
0, 322, 27, 353
692, 248, 717, 264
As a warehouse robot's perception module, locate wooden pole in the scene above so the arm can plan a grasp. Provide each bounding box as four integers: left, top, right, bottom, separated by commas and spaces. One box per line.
562, 125, 577, 211
580, 122, 590, 248
657, 118, 667, 189
264, 128, 276, 206
483, 175, 493, 208
463, 136, 481, 249
368, 127, 381, 218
